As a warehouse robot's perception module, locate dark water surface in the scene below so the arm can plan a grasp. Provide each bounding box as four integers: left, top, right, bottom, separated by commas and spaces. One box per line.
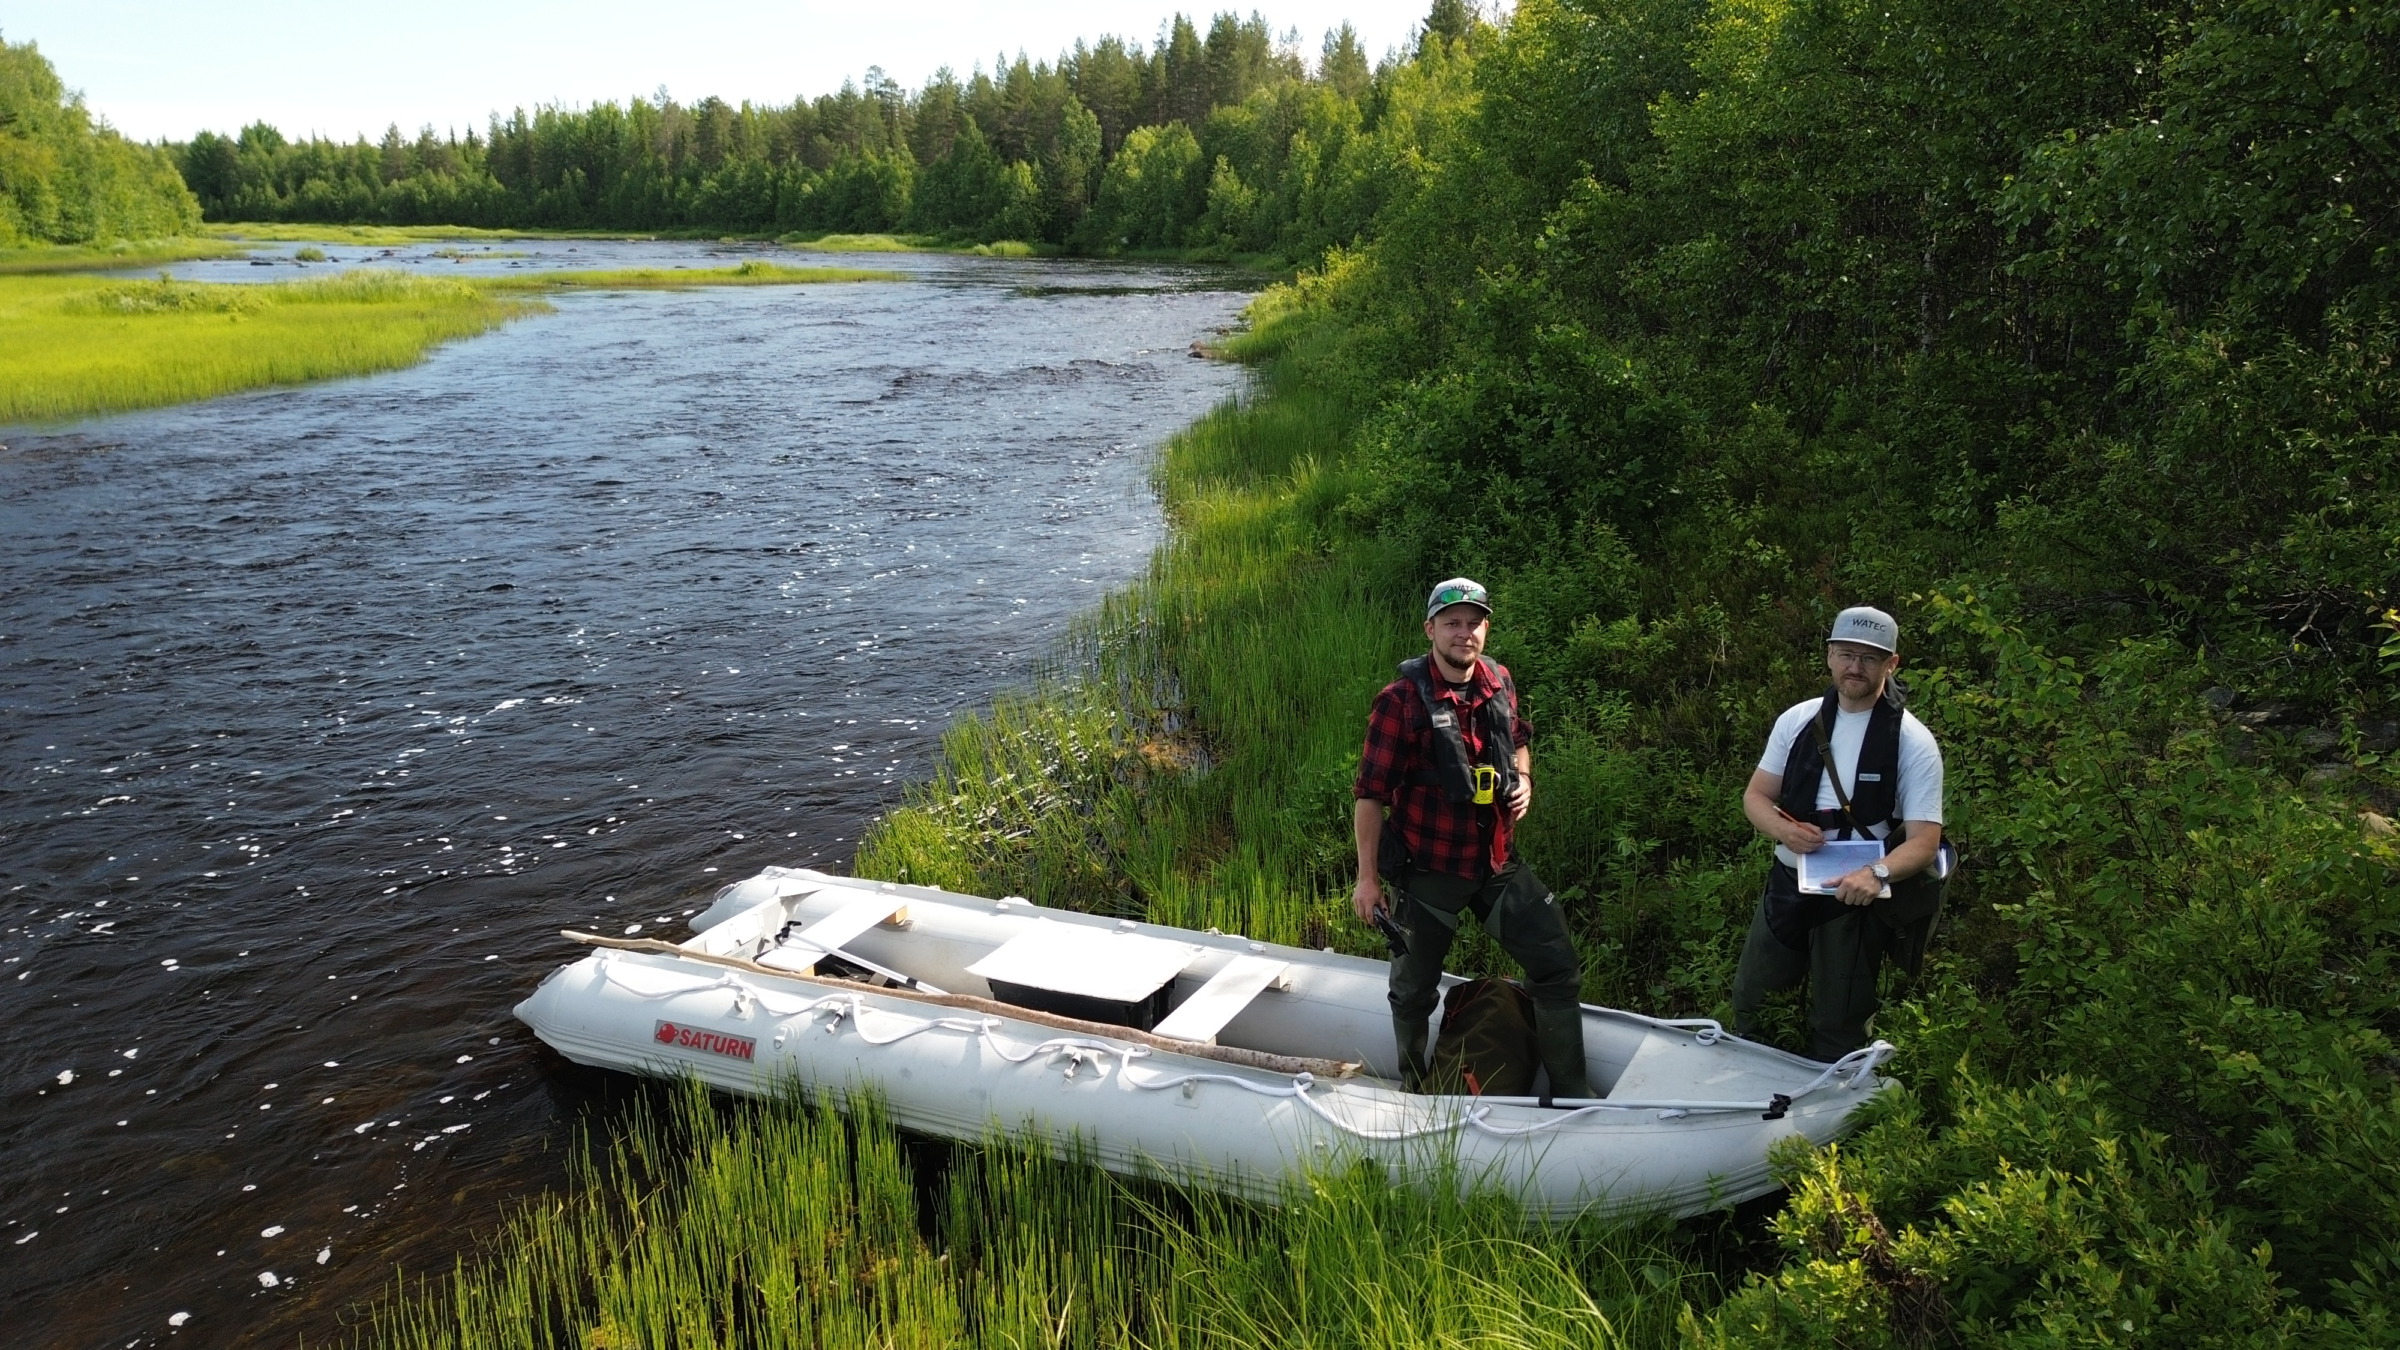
1, 247, 1250, 1346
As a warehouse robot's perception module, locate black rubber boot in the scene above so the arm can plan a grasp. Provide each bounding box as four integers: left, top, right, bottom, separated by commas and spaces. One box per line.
1392, 1013, 1432, 1091
1532, 1002, 1592, 1100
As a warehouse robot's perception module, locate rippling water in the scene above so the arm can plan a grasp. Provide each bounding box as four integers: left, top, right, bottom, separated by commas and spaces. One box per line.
0, 246, 1251, 1346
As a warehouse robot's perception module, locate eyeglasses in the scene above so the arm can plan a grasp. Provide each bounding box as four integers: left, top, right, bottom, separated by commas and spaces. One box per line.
1432, 585, 1485, 607
1829, 647, 1892, 667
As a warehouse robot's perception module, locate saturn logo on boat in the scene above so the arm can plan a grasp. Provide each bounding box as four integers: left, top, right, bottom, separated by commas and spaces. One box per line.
652, 1020, 756, 1061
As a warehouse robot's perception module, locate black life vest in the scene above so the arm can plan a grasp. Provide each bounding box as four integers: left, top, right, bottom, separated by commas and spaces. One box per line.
1399, 654, 1520, 805
1777, 686, 1903, 839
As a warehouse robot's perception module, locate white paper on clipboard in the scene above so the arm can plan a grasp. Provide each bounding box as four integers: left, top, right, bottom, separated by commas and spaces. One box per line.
1797, 839, 1888, 893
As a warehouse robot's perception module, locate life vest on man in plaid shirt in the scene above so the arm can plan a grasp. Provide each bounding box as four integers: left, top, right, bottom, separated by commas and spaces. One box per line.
1354, 654, 1527, 878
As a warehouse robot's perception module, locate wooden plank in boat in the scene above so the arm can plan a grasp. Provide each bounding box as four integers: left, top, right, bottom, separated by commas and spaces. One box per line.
1151, 955, 1290, 1045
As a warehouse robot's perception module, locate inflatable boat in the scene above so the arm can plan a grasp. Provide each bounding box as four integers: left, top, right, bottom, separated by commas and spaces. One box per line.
515, 867, 1893, 1218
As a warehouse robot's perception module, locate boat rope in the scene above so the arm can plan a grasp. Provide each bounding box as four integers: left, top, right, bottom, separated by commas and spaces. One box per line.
588, 954, 1888, 1129
594, 961, 1155, 1081
1652, 1017, 1726, 1046
1456, 1043, 1896, 1136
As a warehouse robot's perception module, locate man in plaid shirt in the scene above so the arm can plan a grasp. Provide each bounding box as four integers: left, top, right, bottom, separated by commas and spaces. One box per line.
1353, 578, 1589, 1096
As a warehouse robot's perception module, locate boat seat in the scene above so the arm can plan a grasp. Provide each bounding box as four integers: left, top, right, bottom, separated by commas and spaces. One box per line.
754, 893, 911, 974
1150, 955, 1291, 1045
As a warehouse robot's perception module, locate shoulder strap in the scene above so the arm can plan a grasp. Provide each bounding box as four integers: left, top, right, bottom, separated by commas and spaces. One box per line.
1805, 703, 1866, 837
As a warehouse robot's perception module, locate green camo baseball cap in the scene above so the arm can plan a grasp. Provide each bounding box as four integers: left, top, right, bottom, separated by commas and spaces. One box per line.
1426, 577, 1492, 621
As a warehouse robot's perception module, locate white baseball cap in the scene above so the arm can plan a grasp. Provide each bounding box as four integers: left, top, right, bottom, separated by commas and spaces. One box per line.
1828, 606, 1899, 654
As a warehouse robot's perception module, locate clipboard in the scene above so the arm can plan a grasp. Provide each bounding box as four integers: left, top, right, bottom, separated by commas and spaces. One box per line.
1797, 839, 1887, 894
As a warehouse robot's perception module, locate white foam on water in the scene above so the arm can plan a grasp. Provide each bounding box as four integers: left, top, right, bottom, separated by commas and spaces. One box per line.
168, 1312, 190, 1327
55, 1070, 73, 1085
317, 1246, 331, 1264
257, 1271, 279, 1288
261, 1225, 284, 1237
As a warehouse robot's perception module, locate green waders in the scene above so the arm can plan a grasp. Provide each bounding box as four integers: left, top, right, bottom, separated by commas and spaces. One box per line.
1388, 862, 1589, 1097
1731, 862, 1928, 1062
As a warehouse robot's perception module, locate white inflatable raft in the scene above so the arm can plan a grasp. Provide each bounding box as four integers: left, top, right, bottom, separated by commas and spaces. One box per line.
515, 866, 1894, 1219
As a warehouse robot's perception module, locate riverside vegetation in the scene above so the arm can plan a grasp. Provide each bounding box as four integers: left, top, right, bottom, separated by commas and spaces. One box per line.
0, 37, 902, 424
360, 0, 2397, 1346
0, 263, 902, 424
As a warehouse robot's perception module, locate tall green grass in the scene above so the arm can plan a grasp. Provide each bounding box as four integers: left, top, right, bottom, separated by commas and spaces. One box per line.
0, 271, 537, 425
853, 314, 1437, 954
0, 236, 246, 274
478, 261, 906, 291
201, 222, 634, 245
0, 264, 903, 425
358, 1078, 1709, 1349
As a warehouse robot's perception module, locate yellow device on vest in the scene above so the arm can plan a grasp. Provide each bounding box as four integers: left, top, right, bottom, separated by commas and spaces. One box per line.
1470, 765, 1499, 805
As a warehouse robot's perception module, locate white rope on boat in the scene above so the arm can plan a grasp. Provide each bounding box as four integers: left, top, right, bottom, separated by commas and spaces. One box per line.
595, 958, 1149, 1080
1460, 1042, 1896, 1135
1651, 1017, 1727, 1046
586, 954, 1889, 1133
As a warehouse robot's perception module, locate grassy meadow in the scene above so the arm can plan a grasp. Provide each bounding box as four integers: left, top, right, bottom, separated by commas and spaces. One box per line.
0, 262, 904, 425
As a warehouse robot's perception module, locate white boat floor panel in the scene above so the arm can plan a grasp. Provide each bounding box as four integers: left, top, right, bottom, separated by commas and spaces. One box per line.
1150, 954, 1290, 1043
966, 919, 1206, 1004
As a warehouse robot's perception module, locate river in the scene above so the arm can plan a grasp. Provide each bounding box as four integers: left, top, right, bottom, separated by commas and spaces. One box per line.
0, 241, 1253, 1347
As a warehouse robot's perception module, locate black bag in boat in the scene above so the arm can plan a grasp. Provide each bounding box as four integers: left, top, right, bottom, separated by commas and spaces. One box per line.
1426, 978, 1539, 1097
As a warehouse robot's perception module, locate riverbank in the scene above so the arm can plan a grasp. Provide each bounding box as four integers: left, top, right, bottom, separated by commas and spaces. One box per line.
352, 320, 1731, 1347
206, 218, 1281, 269
0, 263, 903, 425
348, 251, 2400, 1344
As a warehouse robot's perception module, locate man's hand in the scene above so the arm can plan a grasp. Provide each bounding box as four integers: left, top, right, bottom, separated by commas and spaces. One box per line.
1835, 866, 1883, 906
1352, 874, 1385, 924
1508, 772, 1532, 820
1782, 818, 1825, 853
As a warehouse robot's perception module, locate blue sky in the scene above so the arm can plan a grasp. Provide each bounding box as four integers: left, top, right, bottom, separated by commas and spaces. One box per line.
8, 1, 1443, 144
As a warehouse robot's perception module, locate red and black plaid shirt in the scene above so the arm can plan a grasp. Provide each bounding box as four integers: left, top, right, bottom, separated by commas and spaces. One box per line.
1354, 657, 1531, 877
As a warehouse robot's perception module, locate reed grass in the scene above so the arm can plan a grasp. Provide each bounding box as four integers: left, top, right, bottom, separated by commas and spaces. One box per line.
356, 1078, 1708, 1349
0, 271, 537, 425
779, 232, 940, 252
853, 312, 1417, 953
0, 236, 247, 274
479, 261, 906, 291
0, 263, 904, 426
201, 222, 627, 245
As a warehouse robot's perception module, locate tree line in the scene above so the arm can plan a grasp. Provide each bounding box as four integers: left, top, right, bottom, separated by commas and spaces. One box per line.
0, 37, 199, 245
169, 9, 1475, 256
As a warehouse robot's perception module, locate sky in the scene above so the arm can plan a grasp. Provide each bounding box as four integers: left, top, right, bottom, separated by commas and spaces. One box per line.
6, 1, 1445, 145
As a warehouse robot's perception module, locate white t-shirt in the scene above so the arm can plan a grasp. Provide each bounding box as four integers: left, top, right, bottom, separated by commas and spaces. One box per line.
1758, 698, 1944, 868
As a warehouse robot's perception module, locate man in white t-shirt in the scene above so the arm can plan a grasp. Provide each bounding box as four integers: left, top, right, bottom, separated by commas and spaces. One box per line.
1731, 606, 1946, 1060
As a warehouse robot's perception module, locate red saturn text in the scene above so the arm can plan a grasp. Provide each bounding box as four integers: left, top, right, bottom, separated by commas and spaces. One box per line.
653, 1020, 756, 1061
